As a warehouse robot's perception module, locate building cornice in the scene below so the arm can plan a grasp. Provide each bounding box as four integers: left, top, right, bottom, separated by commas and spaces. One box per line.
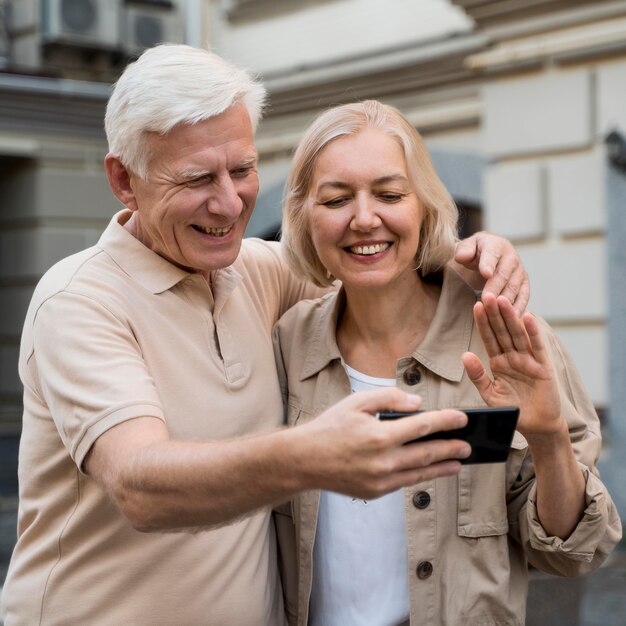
0, 74, 109, 139
263, 33, 488, 118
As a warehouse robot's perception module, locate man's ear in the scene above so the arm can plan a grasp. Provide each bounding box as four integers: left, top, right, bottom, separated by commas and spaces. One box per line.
104, 153, 139, 211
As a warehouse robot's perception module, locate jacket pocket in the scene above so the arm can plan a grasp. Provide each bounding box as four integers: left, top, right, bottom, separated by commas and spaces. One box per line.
457, 431, 528, 537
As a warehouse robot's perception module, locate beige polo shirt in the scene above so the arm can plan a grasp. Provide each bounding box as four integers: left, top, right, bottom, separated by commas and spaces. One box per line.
3, 210, 318, 626
273, 268, 622, 626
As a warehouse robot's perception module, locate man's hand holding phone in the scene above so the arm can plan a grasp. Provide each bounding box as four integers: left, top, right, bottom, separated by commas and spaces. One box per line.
378, 407, 520, 464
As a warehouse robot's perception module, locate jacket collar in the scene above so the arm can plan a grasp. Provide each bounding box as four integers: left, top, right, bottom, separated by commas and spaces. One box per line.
300, 267, 478, 383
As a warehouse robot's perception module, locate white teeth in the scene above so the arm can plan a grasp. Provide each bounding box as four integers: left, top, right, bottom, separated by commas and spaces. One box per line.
195, 225, 231, 237
349, 243, 390, 255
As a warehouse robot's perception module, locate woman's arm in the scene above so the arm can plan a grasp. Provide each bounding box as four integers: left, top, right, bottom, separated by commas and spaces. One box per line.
462, 293, 584, 538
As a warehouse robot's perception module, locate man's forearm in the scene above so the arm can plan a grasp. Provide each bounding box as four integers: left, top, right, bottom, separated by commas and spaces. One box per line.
87, 391, 472, 532
92, 423, 307, 532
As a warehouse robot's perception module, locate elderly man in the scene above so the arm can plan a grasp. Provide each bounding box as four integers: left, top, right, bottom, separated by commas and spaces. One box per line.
3, 45, 529, 625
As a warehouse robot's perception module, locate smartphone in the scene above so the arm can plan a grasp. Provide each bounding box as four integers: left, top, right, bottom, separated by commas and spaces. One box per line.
377, 407, 520, 464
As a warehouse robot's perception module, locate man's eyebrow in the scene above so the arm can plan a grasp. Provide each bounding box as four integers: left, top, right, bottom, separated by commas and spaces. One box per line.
238, 154, 258, 167
177, 167, 212, 180
176, 155, 257, 180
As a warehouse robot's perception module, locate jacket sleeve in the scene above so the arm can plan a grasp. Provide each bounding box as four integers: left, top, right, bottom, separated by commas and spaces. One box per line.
507, 318, 622, 576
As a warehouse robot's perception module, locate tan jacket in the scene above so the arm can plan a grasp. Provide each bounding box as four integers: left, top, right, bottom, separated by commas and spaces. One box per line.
273, 268, 622, 626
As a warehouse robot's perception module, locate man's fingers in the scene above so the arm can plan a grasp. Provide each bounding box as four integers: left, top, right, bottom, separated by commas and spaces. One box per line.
481, 251, 515, 299
477, 251, 499, 280
349, 386, 423, 415
498, 265, 530, 316
388, 408, 468, 446
454, 238, 479, 267
511, 275, 530, 317
395, 459, 464, 486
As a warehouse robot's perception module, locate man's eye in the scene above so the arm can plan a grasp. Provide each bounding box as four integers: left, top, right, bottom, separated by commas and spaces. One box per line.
186, 175, 212, 186
232, 167, 254, 177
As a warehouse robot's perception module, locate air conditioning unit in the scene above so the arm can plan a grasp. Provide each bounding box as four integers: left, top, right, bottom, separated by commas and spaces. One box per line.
122, 1, 184, 56
41, 0, 120, 48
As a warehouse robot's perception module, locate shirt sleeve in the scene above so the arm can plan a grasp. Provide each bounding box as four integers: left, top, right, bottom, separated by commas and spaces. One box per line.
29, 290, 165, 471
241, 239, 330, 322
507, 318, 622, 575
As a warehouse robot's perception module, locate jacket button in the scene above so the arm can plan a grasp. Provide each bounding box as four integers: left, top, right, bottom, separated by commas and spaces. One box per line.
412, 491, 430, 509
416, 561, 433, 580
402, 365, 421, 386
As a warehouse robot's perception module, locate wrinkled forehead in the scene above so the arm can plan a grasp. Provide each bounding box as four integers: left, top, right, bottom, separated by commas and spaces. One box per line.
142, 105, 257, 171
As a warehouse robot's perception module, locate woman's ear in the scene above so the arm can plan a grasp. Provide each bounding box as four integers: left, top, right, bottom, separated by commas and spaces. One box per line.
104, 154, 139, 211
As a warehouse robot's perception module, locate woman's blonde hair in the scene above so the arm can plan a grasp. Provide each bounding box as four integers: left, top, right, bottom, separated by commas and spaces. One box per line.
281, 100, 459, 287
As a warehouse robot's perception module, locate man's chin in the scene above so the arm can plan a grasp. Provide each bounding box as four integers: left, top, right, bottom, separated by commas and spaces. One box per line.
196, 245, 243, 273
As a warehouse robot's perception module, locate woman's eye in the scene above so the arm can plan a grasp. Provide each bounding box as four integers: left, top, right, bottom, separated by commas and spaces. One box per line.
379, 193, 404, 202
322, 197, 349, 208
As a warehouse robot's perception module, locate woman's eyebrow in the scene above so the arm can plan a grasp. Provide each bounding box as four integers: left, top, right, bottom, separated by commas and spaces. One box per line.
372, 174, 410, 185
316, 181, 351, 192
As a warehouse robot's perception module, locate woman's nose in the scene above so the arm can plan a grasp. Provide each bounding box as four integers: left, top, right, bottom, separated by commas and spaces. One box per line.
350, 196, 381, 232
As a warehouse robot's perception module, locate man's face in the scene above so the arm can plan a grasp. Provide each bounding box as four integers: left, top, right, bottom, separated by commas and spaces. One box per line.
126, 104, 259, 275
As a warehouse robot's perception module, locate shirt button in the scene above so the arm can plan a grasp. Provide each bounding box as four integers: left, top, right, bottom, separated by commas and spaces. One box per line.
413, 491, 431, 509
402, 364, 421, 386
416, 561, 433, 580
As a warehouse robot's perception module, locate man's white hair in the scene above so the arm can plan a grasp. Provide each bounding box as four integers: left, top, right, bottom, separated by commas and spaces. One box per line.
105, 44, 267, 179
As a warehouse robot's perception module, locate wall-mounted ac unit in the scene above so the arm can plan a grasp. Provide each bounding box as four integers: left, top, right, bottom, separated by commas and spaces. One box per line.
122, 1, 184, 56
41, 0, 120, 48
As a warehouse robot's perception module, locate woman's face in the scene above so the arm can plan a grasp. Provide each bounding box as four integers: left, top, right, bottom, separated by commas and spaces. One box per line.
308, 128, 423, 292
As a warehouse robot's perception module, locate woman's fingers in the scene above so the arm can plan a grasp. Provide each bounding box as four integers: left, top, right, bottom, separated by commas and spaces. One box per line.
473, 301, 502, 358
523, 312, 550, 366
479, 293, 535, 357
497, 295, 532, 354
481, 293, 515, 353
461, 351, 493, 400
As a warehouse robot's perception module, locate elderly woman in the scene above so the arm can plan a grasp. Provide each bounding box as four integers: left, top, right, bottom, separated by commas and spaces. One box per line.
273, 100, 621, 626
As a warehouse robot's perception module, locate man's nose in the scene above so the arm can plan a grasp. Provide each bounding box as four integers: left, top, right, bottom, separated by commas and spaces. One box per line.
208, 175, 244, 219
351, 195, 381, 232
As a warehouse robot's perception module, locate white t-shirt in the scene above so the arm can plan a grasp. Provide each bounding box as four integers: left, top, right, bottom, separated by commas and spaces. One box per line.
309, 364, 410, 626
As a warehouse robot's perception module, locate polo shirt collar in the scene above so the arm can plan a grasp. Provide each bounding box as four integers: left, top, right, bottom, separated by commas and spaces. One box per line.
300, 267, 478, 383
97, 210, 243, 299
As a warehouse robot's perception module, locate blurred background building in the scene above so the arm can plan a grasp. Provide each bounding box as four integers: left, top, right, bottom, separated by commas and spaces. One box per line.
0, 1, 625, 623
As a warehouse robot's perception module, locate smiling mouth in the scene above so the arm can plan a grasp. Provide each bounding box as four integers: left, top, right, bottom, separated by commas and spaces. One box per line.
192, 224, 232, 237
348, 242, 391, 255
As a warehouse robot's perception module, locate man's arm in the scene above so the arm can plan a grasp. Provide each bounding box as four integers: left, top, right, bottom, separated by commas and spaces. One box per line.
85, 389, 470, 531
453, 232, 530, 315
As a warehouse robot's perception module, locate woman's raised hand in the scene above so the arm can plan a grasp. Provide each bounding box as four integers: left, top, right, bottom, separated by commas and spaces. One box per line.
461, 292, 562, 437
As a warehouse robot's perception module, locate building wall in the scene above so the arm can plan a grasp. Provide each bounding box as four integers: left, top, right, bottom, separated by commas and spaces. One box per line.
0, 131, 118, 433
211, 0, 471, 75
481, 64, 617, 406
